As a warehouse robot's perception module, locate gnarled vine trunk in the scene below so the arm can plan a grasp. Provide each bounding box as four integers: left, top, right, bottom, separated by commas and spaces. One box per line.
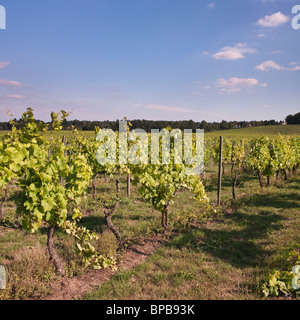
258, 171, 264, 188
47, 226, 65, 277
104, 202, 123, 249
231, 164, 234, 174
267, 176, 271, 187
292, 164, 297, 174
116, 178, 120, 195
162, 204, 170, 231
92, 174, 99, 201
232, 173, 240, 200
1, 179, 17, 222
1, 184, 10, 222
283, 169, 288, 181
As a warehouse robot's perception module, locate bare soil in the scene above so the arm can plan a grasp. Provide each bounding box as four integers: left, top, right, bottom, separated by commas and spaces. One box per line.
44, 237, 164, 300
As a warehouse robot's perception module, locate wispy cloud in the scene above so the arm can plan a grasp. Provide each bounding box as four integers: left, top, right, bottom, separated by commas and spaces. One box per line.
6, 94, 25, 99
212, 43, 256, 60
257, 33, 266, 38
144, 104, 194, 113
256, 12, 289, 28
201, 51, 210, 56
200, 85, 211, 90
215, 77, 267, 94
255, 60, 300, 71
0, 62, 10, 69
290, 60, 300, 66
192, 84, 211, 95
261, 104, 278, 109
0, 79, 27, 87
207, 3, 215, 8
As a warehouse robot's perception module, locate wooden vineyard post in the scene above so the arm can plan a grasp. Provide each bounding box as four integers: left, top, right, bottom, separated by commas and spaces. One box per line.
62, 136, 67, 154
217, 136, 223, 206
116, 177, 120, 195
127, 174, 131, 197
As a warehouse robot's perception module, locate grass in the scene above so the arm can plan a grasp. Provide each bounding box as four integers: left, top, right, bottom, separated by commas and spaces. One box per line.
3, 124, 297, 140
205, 125, 300, 139
80, 165, 300, 300
1, 156, 300, 300
84, 174, 300, 300
0, 176, 163, 299
63, 124, 300, 139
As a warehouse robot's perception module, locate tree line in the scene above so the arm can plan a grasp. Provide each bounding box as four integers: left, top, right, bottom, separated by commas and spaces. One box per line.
285, 112, 300, 125
0, 117, 288, 132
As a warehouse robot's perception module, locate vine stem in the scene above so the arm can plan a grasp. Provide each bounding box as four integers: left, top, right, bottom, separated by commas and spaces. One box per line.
104, 202, 123, 249
47, 226, 66, 277
92, 174, 99, 201
1, 178, 17, 222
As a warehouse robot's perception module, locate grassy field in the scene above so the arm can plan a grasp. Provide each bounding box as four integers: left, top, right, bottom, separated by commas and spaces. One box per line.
58, 124, 300, 140
1, 157, 299, 300
60, 124, 300, 139
0, 125, 300, 300
83, 169, 300, 300
1, 124, 300, 139
205, 124, 300, 138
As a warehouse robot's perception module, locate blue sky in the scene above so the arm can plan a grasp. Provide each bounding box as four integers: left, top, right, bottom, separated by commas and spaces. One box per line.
0, 0, 300, 122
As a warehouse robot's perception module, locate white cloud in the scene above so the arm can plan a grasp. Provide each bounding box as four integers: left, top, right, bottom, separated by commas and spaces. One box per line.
218, 87, 242, 94
255, 60, 283, 71
144, 104, 194, 113
215, 77, 259, 87
201, 51, 210, 56
192, 85, 211, 95
207, 3, 215, 8
290, 60, 300, 66
215, 77, 266, 94
6, 94, 25, 99
212, 43, 256, 60
256, 12, 289, 28
0, 62, 10, 69
257, 33, 266, 38
255, 60, 300, 71
0, 79, 27, 87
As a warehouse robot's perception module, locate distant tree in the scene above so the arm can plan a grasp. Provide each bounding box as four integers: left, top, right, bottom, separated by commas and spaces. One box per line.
220, 120, 229, 130
286, 112, 300, 124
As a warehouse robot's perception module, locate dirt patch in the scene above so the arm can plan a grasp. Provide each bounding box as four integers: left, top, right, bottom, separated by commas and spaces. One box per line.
44, 237, 164, 300
0, 226, 18, 236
